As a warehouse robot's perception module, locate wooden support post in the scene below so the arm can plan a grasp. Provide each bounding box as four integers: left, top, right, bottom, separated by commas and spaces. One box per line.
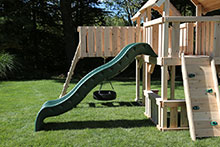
171, 22, 180, 57
170, 66, 175, 100
60, 44, 81, 98
181, 54, 196, 141
160, 0, 169, 130
196, 4, 202, 55
142, 62, 146, 104
135, 59, 141, 101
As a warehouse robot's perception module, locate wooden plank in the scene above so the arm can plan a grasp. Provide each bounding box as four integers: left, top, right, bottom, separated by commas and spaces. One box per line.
180, 106, 188, 127
152, 24, 159, 54
162, 100, 185, 107
194, 120, 220, 129
158, 24, 163, 57
112, 27, 118, 56
195, 128, 220, 137
201, 22, 206, 55
193, 112, 219, 121
170, 66, 175, 99
171, 22, 180, 57
187, 23, 194, 55
211, 59, 220, 117
170, 107, 178, 128
95, 27, 102, 57
161, 107, 167, 129
161, 66, 168, 100
143, 27, 146, 43
79, 27, 88, 57
135, 27, 140, 42
104, 27, 112, 57
210, 22, 214, 56
164, 16, 220, 22
184, 56, 210, 65
135, 59, 140, 101
191, 97, 217, 104
143, 17, 164, 27
213, 23, 220, 57
181, 54, 196, 141
205, 22, 210, 55
88, 27, 95, 57
142, 62, 146, 104
162, 22, 169, 57
127, 27, 135, 44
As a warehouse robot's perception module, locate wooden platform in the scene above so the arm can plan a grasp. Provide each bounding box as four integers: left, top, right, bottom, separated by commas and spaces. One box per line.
181, 55, 220, 140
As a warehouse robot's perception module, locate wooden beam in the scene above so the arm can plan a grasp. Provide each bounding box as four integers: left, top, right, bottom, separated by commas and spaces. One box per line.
164, 16, 220, 22
170, 66, 175, 100
181, 54, 196, 141
135, 59, 141, 101
143, 17, 164, 27
191, 0, 200, 6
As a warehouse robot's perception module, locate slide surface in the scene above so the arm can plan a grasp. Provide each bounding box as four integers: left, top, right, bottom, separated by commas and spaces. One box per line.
35, 43, 157, 131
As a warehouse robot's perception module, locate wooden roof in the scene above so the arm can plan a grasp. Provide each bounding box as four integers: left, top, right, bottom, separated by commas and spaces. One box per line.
191, 0, 220, 14
131, 0, 181, 21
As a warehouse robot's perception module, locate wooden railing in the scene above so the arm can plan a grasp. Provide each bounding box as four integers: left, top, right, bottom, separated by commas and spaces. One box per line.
78, 26, 144, 58
143, 16, 220, 58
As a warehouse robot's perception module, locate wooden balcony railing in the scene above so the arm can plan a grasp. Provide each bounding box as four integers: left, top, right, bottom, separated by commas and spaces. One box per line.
78, 26, 144, 58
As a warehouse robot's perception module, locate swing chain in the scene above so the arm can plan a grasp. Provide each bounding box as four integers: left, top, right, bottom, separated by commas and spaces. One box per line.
99, 57, 115, 91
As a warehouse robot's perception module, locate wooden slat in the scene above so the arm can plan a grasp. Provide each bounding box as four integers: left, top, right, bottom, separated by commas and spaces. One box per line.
195, 128, 220, 137
210, 22, 214, 56
127, 27, 135, 44
104, 27, 112, 57
164, 16, 220, 22
180, 106, 188, 127
201, 22, 206, 55
152, 24, 159, 54
95, 27, 102, 57
112, 27, 118, 56
170, 107, 178, 128
88, 27, 95, 56
170, 66, 175, 99
135, 27, 140, 42
187, 23, 194, 55
79, 27, 88, 57
205, 22, 210, 55
171, 22, 180, 57
135, 59, 140, 101
158, 24, 163, 57
194, 121, 220, 129
213, 23, 220, 57
193, 112, 219, 121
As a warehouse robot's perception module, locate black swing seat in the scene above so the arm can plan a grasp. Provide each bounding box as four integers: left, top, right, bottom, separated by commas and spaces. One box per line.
93, 90, 116, 101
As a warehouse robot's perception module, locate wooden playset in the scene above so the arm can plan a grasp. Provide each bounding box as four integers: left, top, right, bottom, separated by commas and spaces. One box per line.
60, 0, 220, 141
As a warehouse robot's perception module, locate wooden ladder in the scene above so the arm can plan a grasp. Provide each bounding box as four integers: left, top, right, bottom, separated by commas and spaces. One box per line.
181, 55, 220, 141
59, 44, 80, 98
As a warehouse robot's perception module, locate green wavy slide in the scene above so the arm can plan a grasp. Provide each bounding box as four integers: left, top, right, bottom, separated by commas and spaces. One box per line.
35, 43, 157, 131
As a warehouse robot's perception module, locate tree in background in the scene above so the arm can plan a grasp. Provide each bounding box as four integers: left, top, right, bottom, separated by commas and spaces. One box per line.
0, 0, 106, 78
60, 0, 107, 62
102, 0, 145, 26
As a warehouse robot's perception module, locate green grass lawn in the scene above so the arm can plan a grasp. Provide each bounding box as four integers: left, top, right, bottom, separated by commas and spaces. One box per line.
1, 79, 220, 146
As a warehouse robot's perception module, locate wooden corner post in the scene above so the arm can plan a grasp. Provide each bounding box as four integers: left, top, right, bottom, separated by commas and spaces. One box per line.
160, 0, 170, 130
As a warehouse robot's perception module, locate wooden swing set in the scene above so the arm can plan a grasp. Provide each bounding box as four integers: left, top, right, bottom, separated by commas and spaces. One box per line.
60, 0, 220, 141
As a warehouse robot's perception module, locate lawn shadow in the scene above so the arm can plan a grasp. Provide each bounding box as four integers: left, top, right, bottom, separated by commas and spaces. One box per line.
44, 119, 155, 131
87, 101, 143, 108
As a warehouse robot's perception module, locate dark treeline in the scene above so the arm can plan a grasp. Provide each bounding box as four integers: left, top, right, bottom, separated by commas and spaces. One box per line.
0, 0, 106, 79
0, 0, 220, 80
